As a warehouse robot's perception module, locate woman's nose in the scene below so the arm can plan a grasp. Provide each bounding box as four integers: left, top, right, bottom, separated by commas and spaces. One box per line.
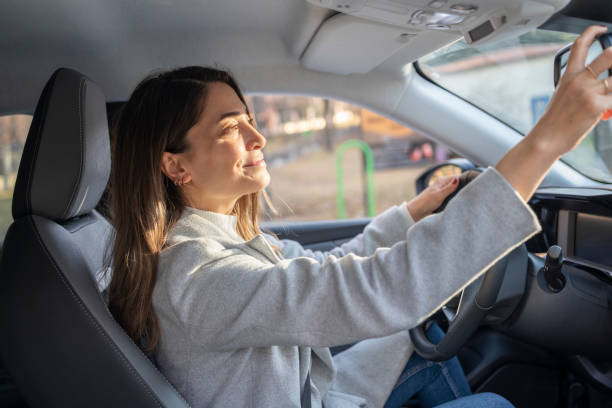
244, 124, 266, 150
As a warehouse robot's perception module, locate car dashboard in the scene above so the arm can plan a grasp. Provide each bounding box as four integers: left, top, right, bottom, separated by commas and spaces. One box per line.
498, 187, 612, 387
530, 187, 612, 279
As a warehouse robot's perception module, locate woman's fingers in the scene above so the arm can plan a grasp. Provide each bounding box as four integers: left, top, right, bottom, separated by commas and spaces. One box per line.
603, 77, 612, 95
443, 177, 459, 194
586, 47, 612, 79
595, 93, 612, 110
434, 176, 458, 197
566, 25, 608, 75
585, 77, 612, 96
407, 175, 459, 220
433, 175, 453, 186
430, 175, 456, 191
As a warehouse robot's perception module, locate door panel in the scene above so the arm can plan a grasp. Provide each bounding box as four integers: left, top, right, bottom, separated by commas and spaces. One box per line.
263, 218, 369, 249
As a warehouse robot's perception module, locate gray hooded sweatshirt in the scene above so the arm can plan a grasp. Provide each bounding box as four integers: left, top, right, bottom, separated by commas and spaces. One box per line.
152, 167, 541, 407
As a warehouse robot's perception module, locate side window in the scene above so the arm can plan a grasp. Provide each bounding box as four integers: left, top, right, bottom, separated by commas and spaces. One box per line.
247, 95, 459, 222
0, 115, 31, 238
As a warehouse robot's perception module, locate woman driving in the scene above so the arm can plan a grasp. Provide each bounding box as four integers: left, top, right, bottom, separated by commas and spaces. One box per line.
108, 26, 612, 408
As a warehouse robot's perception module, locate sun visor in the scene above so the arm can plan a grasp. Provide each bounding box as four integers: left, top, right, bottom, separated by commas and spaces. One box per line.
302, 14, 451, 75
301, 0, 570, 74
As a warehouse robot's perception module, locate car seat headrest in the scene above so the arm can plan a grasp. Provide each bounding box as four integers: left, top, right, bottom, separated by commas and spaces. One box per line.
12, 68, 111, 221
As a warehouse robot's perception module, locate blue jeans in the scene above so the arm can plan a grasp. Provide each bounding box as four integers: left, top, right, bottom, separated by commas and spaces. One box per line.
384, 324, 514, 408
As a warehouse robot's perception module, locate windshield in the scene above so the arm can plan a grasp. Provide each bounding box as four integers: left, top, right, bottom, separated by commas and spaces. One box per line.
418, 29, 612, 184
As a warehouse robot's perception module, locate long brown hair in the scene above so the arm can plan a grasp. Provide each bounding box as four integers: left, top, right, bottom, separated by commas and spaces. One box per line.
108, 66, 262, 352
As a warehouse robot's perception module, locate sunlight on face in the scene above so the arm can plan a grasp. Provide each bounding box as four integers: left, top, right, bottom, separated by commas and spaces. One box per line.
179, 82, 270, 213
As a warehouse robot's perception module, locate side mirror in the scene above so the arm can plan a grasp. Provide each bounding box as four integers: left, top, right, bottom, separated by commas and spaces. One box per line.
554, 33, 612, 87
414, 159, 476, 194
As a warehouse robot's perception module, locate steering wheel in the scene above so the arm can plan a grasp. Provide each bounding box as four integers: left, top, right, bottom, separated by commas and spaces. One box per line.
408, 169, 512, 362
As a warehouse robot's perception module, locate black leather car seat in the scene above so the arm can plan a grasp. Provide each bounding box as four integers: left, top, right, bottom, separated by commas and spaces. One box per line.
0, 68, 189, 407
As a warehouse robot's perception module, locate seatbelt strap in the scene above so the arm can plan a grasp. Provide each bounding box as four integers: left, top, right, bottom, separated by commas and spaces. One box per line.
301, 372, 311, 408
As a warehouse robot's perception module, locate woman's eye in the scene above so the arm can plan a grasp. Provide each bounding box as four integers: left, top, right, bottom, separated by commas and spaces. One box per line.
222, 122, 240, 136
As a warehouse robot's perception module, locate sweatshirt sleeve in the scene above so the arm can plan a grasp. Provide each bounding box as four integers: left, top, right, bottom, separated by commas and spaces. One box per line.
157, 167, 541, 351
269, 202, 415, 263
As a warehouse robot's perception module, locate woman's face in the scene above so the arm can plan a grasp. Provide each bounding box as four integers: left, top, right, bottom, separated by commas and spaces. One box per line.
166, 82, 270, 213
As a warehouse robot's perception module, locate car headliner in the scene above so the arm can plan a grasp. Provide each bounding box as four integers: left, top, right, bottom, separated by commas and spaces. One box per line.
2, 0, 332, 113
0, 0, 587, 115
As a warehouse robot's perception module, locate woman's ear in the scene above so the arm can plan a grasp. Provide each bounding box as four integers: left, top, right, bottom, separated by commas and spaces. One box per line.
161, 152, 191, 183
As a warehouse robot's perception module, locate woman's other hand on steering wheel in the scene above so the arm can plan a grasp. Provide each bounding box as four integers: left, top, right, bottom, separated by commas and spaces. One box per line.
406, 175, 459, 222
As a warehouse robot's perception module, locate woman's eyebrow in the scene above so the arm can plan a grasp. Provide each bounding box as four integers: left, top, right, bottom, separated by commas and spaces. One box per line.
217, 109, 247, 122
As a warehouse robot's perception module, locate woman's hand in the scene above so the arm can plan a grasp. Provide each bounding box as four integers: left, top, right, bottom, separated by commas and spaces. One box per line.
406, 175, 459, 222
496, 25, 612, 202
533, 25, 612, 155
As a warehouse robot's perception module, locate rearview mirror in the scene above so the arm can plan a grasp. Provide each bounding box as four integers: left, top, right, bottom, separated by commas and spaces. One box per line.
554, 34, 612, 87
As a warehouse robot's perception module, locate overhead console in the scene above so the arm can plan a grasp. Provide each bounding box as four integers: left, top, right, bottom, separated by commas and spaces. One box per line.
302, 0, 570, 74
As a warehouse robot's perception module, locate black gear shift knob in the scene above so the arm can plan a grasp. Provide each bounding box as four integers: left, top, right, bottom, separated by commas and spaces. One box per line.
543, 245, 565, 292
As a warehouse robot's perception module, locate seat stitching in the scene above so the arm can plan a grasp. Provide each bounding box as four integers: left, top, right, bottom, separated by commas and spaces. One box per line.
92, 248, 190, 405
62, 78, 85, 220
97, 295, 192, 406
24, 82, 51, 215
28, 216, 168, 408
69, 217, 190, 406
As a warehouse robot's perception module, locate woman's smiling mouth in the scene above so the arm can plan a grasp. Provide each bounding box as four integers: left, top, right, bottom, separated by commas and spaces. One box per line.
243, 158, 266, 168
